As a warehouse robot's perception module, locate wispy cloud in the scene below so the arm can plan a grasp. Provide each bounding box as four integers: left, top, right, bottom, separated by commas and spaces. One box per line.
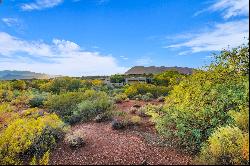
0, 32, 127, 76
194, 0, 249, 19
97, 0, 109, 5
1, 17, 26, 34
166, 19, 249, 55
2, 18, 20, 27
21, 0, 63, 11
120, 55, 128, 60
136, 57, 153, 65
167, 0, 249, 55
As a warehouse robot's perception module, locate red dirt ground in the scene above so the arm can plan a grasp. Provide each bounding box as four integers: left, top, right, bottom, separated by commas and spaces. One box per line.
50, 100, 192, 165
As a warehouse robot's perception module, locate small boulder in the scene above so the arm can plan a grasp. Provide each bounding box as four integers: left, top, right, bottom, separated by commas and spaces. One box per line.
94, 113, 112, 123
136, 110, 148, 117
133, 104, 141, 108
129, 107, 137, 114
64, 131, 85, 149
157, 96, 165, 102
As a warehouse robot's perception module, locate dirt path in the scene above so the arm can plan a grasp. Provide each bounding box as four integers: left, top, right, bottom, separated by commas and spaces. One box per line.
50, 101, 192, 165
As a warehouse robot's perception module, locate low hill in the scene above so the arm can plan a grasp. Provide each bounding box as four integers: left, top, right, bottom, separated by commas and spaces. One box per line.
125, 66, 194, 75
0, 70, 59, 80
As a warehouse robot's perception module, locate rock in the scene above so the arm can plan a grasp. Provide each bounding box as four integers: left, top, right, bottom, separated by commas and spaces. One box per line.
111, 120, 125, 130
64, 131, 85, 149
69, 136, 85, 148
129, 107, 137, 114
133, 104, 141, 108
67, 137, 84, 148
124, 98, 130, 102
136, 110, 148, 117
157, 96, 165, 102
38, 111, 44, 116
94, 113, 111, 123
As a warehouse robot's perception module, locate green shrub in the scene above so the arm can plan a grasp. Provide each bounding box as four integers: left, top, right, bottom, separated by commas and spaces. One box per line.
113, 93, 127, 103
124, 83, 168, 99
12, 80, 26, 90
153, 45, 249, 153
141, 94, 151, 101
195, 126, 249, 165
10, 91, 32, 108
64, 130, 85, 148
228, 106, 249, 132
44, 92, 86, 121
130, 115, 141, 125
29, 96, 45, 108
45, 90, 114, 124
0, 90, 14, 102
70, 96, 114, 124
153, 70, 185, 87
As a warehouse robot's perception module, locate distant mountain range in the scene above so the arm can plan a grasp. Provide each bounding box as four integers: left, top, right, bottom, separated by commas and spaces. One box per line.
0, 66, 194, 80
0, 70, 60, 80
125, 66, 194, 75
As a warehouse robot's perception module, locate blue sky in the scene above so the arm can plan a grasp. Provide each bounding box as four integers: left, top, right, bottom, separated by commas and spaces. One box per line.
0, 0, 249, 76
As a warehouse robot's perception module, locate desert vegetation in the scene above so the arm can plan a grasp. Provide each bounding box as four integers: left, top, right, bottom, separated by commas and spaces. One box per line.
0, 44, 249, 165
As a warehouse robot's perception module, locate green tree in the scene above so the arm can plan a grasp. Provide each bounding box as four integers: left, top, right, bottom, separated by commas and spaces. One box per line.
153, 70, 185, 87
110, 74, 125, 83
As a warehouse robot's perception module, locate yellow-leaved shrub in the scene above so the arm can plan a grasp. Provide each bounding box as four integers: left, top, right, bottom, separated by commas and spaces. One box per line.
195, 126, 249, 165
0, 107, 66, 165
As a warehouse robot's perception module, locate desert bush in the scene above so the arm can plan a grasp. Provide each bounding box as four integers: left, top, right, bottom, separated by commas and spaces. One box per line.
10, 91, 32, 108
0, 111, 66, 165
112, 110, 127, 117
29, 150, 50, 165
153, 70, 185, 87
0, 103, 18, 131
40, 77, 84, 94
153, 44, 249, 153
141, 94, 151, 101
29, 95, 46, 108
111, 120, 125, 130
46, 90, 113, 124
70, 96, 114, 124
134, 94, 142, 100
124, 83, 168, 99
45, 92, 86, 122
0, 89, 14, 102
139, 104, 164, 122
113, 93, 127, 103
64, 130, 85, 148
12, 80, 26, 90
195, 126, 249, 165
130, 115, 142, 125
228, 106, 249, 132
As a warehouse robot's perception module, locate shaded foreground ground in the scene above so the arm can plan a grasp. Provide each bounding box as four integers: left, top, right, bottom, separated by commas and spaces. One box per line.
50, 101, 192, 165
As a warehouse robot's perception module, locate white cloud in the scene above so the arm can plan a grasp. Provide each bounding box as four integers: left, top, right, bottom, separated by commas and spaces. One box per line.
0, 32, 53, 57
195, 0, 249, 19
2, 18, 20, 27
167, 19, 249, 54
0, 32, 127, 76
136, 57, 153, 65
21, 0, 63, 11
